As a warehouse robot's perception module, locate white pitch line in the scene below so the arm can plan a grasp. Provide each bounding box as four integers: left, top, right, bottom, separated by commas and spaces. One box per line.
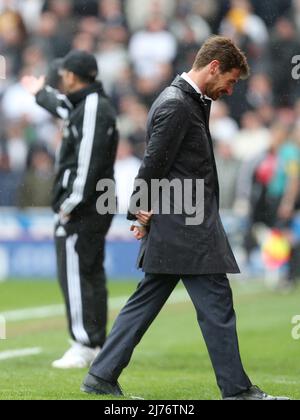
1, 289, 190, 323
3, 305, 64, 322
0, 348, 42, 361
1, 283, 267, 324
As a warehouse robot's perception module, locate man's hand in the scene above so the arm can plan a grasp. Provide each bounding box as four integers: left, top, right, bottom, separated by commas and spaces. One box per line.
130, 225, 148, 241
136, 210, 153, 227
21, 75, 46, 95
59, 210, 71, 225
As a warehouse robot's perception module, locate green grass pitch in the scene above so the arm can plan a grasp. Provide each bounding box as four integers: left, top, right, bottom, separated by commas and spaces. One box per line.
0, 279, 300, 400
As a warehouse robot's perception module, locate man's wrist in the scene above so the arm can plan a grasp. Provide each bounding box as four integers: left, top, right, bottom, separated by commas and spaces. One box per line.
59, 209, 71, 225
130, 220, 146, 228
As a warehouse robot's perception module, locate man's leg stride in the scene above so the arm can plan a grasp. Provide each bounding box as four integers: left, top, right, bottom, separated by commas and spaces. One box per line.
182, 274, 289, 400
82, 273, 180, 395
182, 274, 252, 399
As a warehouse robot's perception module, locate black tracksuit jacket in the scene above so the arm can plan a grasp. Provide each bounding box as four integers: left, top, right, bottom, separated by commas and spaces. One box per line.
36, 82, 119, 221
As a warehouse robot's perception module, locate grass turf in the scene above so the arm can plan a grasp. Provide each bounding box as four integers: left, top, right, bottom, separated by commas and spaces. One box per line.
0, 279, 300, 400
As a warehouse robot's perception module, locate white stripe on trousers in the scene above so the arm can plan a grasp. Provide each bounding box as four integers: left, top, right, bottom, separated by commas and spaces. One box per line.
66, 234, 90, 345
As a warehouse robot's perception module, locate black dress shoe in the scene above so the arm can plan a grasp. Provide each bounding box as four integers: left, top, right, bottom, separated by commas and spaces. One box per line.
224, 386, 290, 401
81, 373, 124, 397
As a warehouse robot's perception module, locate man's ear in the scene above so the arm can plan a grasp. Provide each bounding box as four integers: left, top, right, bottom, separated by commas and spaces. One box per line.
209, 60, 221, 75
70, 72, 77, 85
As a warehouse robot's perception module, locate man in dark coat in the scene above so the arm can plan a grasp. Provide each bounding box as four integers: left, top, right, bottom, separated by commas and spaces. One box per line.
82, 37, 288, 400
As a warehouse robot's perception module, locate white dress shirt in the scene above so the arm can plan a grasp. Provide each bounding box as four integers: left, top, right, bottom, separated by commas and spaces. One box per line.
181, 72, 211, 101
181, 72, 202, 94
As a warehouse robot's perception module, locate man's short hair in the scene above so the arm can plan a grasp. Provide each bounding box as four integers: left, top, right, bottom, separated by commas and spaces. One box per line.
193, 36, 250, 80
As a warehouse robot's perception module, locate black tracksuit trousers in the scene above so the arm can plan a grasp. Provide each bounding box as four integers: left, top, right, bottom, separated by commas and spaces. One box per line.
55, 214, 113, 348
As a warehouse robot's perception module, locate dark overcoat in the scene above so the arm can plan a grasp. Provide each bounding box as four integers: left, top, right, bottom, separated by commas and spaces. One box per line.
128, 76, 240, 275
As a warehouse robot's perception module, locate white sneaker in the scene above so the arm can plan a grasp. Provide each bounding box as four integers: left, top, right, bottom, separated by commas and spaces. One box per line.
52, 342, 100, 369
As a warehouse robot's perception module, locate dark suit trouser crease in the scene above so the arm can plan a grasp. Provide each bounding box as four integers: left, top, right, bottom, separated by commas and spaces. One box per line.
89, 273, 252, 398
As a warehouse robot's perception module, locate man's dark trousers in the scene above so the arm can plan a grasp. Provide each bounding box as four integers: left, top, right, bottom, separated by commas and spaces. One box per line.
89, 273, 252, 398
55, 214, 112, 348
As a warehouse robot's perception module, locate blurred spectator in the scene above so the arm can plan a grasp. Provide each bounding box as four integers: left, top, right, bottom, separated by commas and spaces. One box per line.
251, 0, 292, 27
78, 16, 103, 38
0, 154, 23, 206
95, 38, 129, 94
117, 95, 147, 159
125, 0, 175, 31
210, 101, 239, 144
4, 120, 28, 171
0, 127, 24, 206
114, 138, 141, 214
224, 77, 249, 123
260, 124, 300, 224
72, 31, 96, 53
269, 16, 300, 107
192, 0, 219, 24
73, 0, 99, 17
256, 105, 276, 129
246, 73, 273, 110
0, 1, 27, 75
42, 0, 77, 57
43, 0, 73, 18
171, 1, 212, 46
129, 14, 177, 79
215, 138, 241, 210
244, 122, 300, 283
292, 0, 300, 34
21, 42, 48, 76
17, 144, 55, 208
134, 62, 174, 108
110, 66, 135, 111
295, 99, 300, 125
1, 74, 50, 123
33, 12, 59, 59
17, 0, 44, 32
174, 23, 202, 75
233, 111, 271, 161
220, 0, 270, 74
220, 0, 269, 46
100, 0, 128, 44
172, 0, 212, 75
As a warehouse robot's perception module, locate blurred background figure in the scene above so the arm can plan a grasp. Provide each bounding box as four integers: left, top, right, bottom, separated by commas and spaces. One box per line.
114, 138, 141, 214
17, 144, 55, 208
232, 111, 270, 161
210, 101, 239, 145
215, 138, 241, 212
128, 14, 177, 79
220, 0, 269, 47
269, 16, 300, 107
243, 123, 300, 286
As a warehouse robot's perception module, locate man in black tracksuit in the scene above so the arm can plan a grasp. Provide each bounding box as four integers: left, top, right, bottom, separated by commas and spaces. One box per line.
24, 51, 119, 368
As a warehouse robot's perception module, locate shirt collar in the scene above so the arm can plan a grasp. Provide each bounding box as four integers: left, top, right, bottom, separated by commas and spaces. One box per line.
181, 72, 211, 101
181, 72, 202, 95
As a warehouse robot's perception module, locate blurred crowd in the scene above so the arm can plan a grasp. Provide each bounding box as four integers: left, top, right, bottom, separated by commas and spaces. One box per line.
0, 0, 300, 225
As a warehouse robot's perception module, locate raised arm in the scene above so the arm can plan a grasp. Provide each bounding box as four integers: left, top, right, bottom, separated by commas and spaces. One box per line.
21, 75, 73, 120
